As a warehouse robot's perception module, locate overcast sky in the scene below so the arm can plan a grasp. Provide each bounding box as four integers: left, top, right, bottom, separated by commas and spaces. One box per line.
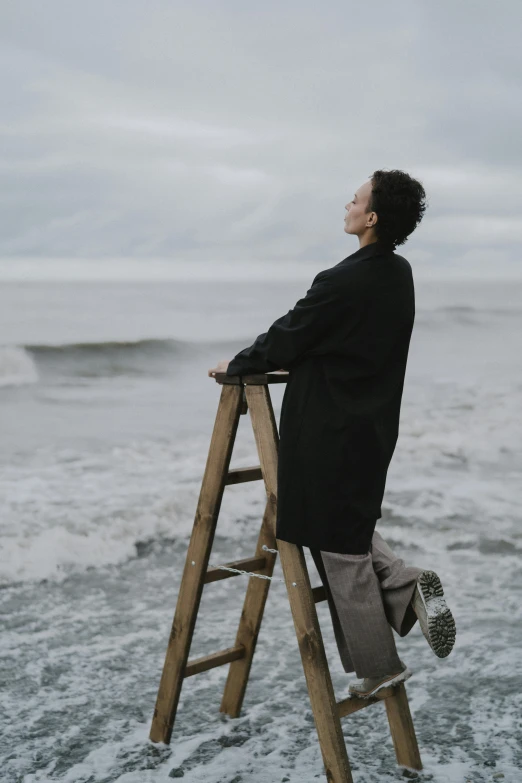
1, 1, 521, 280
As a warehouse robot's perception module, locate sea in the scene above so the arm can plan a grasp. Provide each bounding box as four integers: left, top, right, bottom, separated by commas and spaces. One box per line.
1, 274, 521, 783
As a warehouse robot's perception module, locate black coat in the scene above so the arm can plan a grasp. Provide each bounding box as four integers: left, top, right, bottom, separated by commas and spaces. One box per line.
225, 239, 415, 554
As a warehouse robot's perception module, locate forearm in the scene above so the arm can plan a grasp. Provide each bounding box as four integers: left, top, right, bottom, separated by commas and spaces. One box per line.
226, 332, 284, 376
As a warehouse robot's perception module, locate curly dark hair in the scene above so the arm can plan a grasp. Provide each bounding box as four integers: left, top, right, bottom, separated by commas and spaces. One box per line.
367, 169, 428, 251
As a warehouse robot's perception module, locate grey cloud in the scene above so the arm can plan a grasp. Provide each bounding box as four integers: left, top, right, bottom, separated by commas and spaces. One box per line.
0, 0, 521, 277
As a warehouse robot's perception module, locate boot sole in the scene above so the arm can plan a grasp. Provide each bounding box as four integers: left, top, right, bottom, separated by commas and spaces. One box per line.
348, 665, 412, 699
416, 570, 456, 658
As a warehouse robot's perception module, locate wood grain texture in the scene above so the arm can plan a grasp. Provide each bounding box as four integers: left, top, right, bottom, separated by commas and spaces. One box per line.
337, 684, 397, 717
215, 370, 289, 385
278, 538, 354, 783
385, 682, 423, 770
205, 556, 267, 584
242, 385, 353, 782
149, 383, 243, 744
185, 645, 246, 678
225, 466, 263, 485
220, 385, 280, 718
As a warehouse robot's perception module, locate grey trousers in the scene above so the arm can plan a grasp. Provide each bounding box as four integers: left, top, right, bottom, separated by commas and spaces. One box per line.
309, 530, 424, 679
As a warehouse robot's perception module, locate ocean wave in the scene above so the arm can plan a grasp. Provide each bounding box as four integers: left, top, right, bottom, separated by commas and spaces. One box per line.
1, 374, 521, 586
26, 336, 249, 357
435, 305, 522, 314
437, 305, 477, 312
27, 337, 201, 358
0, 346, 39, 387
1, 337, 243, 382
0, 437, 267, 586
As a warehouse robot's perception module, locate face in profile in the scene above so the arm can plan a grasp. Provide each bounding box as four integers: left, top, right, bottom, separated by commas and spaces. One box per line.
344, 179, 375, 237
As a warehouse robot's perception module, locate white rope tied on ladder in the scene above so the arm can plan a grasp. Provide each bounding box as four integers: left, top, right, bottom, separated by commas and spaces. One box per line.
191, 544, 297, 586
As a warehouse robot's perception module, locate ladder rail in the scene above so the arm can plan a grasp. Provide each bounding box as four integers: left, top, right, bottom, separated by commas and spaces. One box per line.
149, 383, 244, 744
220, 494, 278, 717
241, 384, 354, 782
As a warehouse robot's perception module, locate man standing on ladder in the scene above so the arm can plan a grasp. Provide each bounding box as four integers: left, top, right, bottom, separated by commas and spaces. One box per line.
208, 169, 456, 698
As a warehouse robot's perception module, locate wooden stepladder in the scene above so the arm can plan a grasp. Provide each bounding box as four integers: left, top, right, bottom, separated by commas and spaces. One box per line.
149, 370, 422, 782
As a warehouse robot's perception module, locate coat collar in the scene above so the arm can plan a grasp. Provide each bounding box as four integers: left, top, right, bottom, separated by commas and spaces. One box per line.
337, 239, 392, 266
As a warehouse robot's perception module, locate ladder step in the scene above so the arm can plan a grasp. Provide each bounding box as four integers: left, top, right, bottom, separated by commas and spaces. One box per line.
205, 556, 267, 583
337, 684, 396, 717
312, 585, 327, 603
225, 466, 263, 485
184, 644, 246, 678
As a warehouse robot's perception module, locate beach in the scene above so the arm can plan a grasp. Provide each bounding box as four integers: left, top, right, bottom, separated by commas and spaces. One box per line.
1, 276, 521, 782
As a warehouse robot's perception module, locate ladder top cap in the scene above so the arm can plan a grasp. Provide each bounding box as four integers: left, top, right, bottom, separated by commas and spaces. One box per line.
212, 370, 289, 385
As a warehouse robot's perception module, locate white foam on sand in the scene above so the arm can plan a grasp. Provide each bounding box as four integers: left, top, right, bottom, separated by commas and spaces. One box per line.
1, 280, 521, 781
0, 433, 268, 585
2, 370, 521, 586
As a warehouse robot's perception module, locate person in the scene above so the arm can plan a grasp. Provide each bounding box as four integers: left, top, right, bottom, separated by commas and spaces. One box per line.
208, 169, 456, 698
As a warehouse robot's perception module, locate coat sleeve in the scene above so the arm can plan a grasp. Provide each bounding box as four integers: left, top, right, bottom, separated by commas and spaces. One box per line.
225, 272, 347, 376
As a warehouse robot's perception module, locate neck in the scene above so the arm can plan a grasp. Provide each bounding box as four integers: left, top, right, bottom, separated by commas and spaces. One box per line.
358, 235, 379, 249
